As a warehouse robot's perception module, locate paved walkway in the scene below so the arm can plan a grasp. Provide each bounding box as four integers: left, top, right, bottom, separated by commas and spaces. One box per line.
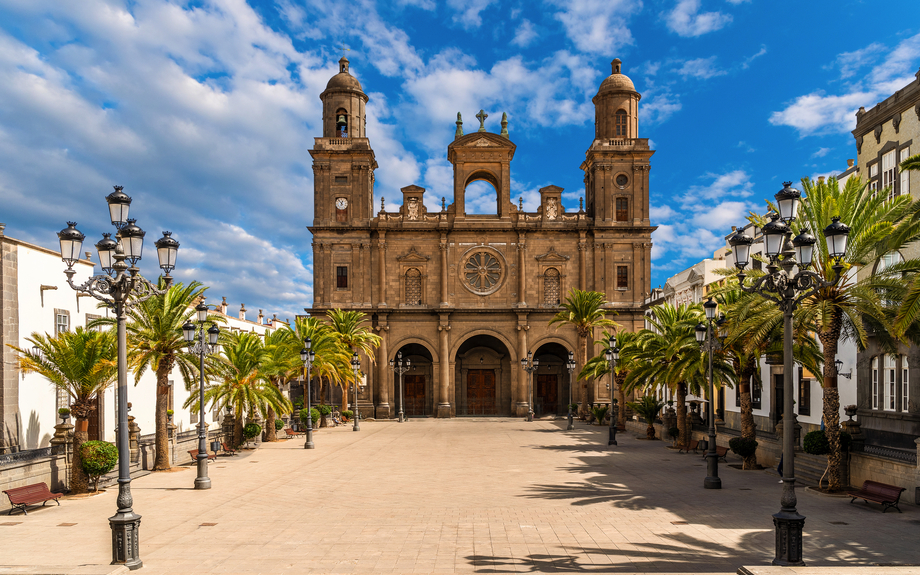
1, 419, 918, 574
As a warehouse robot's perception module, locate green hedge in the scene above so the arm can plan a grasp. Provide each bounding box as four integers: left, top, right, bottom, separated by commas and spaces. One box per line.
243, 423, 262, 440
80, 440, 118, 492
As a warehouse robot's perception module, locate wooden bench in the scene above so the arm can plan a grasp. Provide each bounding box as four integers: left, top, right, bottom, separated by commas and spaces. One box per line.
847, 480, 906, 513
678, 440, 699, 454
188, 449, 217, 463
3, 482, 63, 515
284, 427, 304, 438
221, 442, 239, 455
704, 445, 729, 462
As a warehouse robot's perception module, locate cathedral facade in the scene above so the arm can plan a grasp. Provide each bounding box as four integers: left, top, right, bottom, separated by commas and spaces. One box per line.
307, 57, 655, 418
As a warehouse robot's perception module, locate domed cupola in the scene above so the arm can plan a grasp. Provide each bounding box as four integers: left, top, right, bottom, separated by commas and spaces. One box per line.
320, 57, 368, 138
593, 58, 641, 140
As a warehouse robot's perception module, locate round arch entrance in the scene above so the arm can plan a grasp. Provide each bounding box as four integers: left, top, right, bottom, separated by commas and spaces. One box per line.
392, 343, 434, 418
454, 334, 513, 416
532, 342, 574, 417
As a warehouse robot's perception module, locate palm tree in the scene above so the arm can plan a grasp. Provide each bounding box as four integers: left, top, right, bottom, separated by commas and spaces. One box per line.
900, 152, 920, 173
260, 329, 300, 441
715, 273, 823, 469
91, 280, 217, 471
326, 310, 381, 413
579, 329, 638, 428
287, 317, 351, 426
12, 328, 117, 493
624, 303, 734, 447
626, 395, 665, 439
200, 331, 292, 446
788, 175, 920, 490
549, 289, 618, 417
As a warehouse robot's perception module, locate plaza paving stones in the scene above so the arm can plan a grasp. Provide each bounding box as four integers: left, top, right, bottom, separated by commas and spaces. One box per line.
1, 419, 919, 574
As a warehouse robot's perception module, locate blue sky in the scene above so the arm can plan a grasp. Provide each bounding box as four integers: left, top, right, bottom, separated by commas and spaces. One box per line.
1, 0, 918, 320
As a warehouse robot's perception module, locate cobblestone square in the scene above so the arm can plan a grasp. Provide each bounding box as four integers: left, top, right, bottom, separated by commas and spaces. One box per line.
2, 420, 918, 574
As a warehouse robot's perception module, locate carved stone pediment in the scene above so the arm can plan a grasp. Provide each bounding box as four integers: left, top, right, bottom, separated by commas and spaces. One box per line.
396, 247, 431, 262
472, 137, 498, 147
686, 269, 703, 284
534, 247, 570, 262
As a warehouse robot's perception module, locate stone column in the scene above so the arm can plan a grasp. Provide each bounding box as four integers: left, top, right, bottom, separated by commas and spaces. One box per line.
439, 234, 449, 307
515, 317, 529, 416
632, 242, 642, 300
127, 415, 140, 464
313, 242, 326, 305
578, 233, 587, 290
376, 320, 390, 419
437, 314, 451, 418
0, 234, 21, 454
50, 421, 74, 491
377, 232, 387, 307
517, 232, 526, 306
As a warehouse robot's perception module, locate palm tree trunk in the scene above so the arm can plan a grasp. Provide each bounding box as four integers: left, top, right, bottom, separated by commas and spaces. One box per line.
70, 419, 89, 494
578, 333, 589, 417
739, 359, 758, 470
616, 372, 627, 428
153, 364, 171, 471
820, 320, 843, 491
233, 417, 243, 447
264, 406, 277, 442
676, 382, 689, 446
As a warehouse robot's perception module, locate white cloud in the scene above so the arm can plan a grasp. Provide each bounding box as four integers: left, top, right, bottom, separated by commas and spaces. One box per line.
549, 0, 643, 54
768, 91, 872, 135
664, 0, 732, 37
642, 92, 682, 125
742, 45, 767, 69
511, 19, 538, 48
446, 0, 496, 29
676, 56, 726, 79
812, 147, 831, 158
771, 32, 920, 136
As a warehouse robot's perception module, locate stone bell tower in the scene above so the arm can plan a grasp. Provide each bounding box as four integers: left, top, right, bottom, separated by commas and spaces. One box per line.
582, 58, 652, 227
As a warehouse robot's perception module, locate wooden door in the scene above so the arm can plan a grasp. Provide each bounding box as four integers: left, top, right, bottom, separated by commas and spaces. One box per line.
87, 395, 101, 441
536, 374, 558, 416
403, 375, 426, 416
467, 370, 496, 415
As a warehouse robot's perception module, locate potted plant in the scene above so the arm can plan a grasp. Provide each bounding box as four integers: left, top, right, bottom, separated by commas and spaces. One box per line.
274, 419, 284, 431
166, 409, 174, 423
844, 404, 857, 420
242, 423, 262, 447
342, 410, 354, 422
591, 405, 609, 426
58, 407, 71, 423
626, 395, 665, 439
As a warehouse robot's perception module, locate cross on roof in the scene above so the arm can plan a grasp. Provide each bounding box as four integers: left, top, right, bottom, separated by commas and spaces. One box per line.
476, 109, 488, 132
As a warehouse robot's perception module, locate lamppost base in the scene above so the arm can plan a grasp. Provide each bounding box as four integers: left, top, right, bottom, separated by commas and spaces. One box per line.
304, 430, 315, 449
527, 412, 533, 422
195, 457, 210, 490
772, 510, 806, 566
703, 476, 722, 489
398, 413, 405, 423
353, 422, 360, 431
109, 510, 142, 570
608, 427, 617, 446
567, 414, 574, 431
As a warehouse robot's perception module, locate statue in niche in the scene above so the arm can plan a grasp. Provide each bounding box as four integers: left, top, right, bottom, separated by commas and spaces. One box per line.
407, 198, 419, 220
545, 197, 558, 220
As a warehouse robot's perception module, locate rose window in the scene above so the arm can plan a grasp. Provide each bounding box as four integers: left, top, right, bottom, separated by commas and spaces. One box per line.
463, 251, 503, 294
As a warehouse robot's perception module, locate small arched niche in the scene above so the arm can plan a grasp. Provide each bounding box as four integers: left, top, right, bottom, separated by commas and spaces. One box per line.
464, 171, 501, 215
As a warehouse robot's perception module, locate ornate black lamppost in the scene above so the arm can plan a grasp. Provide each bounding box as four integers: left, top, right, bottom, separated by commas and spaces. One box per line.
604, 336, 619, 446
728, 181, 850, 566
520, 352, 538, 422
566, 351, 576, 430
300, 338, 315, 449
57, 186, 180, 570
182, 303, 220, 490
389, 351, 410, 422
351, 352, 361, 431
695, 298, 722, 490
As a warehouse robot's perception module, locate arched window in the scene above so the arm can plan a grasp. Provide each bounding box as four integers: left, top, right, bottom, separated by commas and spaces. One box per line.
544, 268, 560, 305
405, 268, 422, 305
615, 109, 628, 137
335, 108, 348, 138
